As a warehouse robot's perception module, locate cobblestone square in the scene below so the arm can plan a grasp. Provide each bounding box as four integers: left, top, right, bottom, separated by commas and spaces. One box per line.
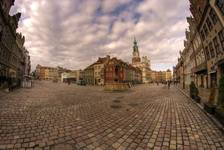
0, 81, 224, 150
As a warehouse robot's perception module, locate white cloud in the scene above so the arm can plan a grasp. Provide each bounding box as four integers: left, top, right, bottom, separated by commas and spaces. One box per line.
11, 0, 190, 71
101, 0, 131, 13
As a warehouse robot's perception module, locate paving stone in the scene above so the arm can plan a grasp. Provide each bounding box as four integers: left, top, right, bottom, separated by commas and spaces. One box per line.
0, 82, 223, 149
53, 144, 73, 150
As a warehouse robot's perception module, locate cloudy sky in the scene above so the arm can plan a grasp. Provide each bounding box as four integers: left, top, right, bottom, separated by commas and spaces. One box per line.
11, 0, 190, 71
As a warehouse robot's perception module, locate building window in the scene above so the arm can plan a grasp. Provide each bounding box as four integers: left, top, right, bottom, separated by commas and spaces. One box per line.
213, 37, 222, 56
209, 42, 216, 58
218, 29, 224, 50
206, 18, 213, 31
200, 30, 205, 40
209, 9, 218, 25
203, 25, 208, 36
216, 0, 224, 15
205, 46, 210, 60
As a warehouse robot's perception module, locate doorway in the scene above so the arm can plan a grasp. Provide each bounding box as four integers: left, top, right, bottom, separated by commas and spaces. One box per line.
221, 64, 224, 77
210, 72, 217, 88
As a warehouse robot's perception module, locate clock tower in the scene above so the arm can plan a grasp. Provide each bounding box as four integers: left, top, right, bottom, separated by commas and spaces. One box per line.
132, 37, 141, 66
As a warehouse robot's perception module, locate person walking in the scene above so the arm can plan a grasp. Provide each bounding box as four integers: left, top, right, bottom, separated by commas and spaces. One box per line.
168, 80, 171, 89
8, 78, 12, 92
68, 79, 71, 85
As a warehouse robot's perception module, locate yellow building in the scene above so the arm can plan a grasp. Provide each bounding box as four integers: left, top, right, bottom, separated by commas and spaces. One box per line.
165, 69, 172, 81
151, 70, 172, 82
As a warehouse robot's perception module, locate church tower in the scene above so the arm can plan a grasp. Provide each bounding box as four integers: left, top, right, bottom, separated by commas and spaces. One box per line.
132, 37, 141, 65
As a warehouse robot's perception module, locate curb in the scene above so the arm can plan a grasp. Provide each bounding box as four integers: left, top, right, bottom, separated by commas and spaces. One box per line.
175, 86, 224, 134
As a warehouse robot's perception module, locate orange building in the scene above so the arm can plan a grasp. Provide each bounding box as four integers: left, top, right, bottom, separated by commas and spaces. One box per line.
35, 65, 59, 80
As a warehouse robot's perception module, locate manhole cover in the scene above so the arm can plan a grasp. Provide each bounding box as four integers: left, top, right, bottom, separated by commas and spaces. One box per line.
110, 105, 122, 109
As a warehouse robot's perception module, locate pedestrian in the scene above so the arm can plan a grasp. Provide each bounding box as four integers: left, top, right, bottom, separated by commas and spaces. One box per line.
8, 78, 13, 92
168, 81, 171, 89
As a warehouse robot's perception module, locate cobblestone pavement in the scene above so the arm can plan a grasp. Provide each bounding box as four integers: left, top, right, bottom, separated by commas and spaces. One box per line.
0, 81, 224, 150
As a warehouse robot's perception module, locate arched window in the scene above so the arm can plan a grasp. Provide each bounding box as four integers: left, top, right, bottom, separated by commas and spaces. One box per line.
114, 65, 120, 82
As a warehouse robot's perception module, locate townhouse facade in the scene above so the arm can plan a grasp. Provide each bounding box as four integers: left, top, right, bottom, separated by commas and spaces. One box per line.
104, 57, 142, 84
61, 70, 81, 83
35, 65, 69, 81
83, 65, 94, 85
0, 0, 31, 88
93, 55, 110, 85
174, 0, 224, 104
151, 70, 172, 83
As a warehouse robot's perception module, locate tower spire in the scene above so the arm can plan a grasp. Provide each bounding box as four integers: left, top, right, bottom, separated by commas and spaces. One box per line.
133, 36, 138, 52
132, 36, 140, 65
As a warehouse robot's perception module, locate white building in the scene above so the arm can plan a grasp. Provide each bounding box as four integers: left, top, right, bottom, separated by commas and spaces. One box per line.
61, 70, 80, 83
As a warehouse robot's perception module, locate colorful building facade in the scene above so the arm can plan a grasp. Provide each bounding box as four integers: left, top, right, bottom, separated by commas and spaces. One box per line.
93, 55, 110, 85
104, 57, 142, 84
174, 0, 224, 104
35, 65, 68, 81
0, 0, 31, 88
83, 65, 94, 85
151, 70, 172, 82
